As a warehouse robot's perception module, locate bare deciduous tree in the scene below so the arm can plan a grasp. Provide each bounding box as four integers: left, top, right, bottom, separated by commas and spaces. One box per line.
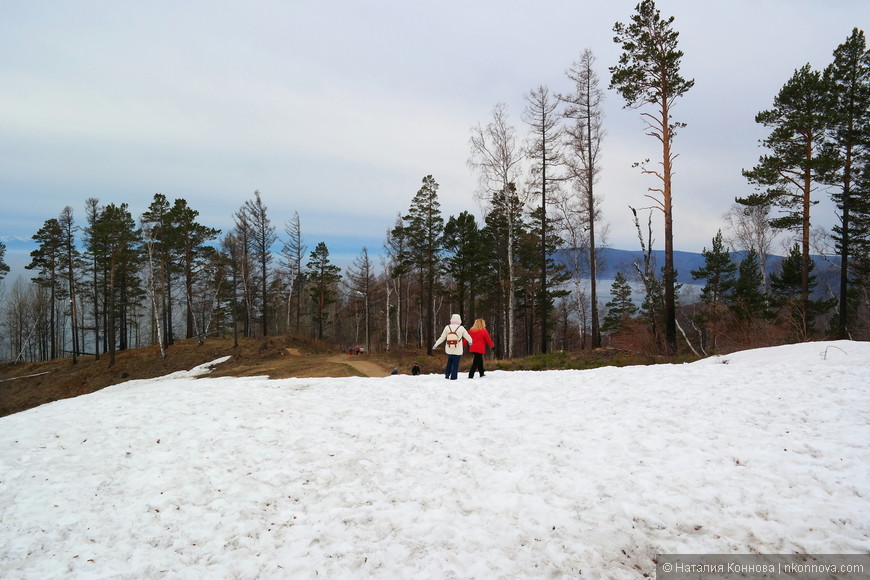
561, 48, 607, 348
469, 103, 525, 358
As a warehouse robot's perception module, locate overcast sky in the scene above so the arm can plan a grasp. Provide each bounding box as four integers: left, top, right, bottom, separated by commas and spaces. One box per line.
1, 0, 867, 280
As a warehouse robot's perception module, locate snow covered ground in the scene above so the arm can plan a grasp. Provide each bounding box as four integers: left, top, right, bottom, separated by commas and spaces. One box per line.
1, 340, 868, 579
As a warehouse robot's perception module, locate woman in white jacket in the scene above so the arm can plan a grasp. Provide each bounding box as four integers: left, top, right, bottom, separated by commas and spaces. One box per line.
433, 313, 473, 380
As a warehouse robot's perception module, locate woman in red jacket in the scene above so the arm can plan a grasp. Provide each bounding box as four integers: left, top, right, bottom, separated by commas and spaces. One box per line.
466, 318, 495, 378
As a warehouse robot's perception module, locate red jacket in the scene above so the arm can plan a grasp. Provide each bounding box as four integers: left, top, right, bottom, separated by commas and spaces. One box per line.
465, 328, 494, 354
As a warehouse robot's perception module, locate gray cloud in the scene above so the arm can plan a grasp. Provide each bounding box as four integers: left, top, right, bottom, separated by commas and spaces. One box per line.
0, 0, 864, 283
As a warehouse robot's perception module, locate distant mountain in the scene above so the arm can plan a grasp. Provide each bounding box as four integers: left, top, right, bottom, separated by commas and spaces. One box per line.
559, 248, 840, 297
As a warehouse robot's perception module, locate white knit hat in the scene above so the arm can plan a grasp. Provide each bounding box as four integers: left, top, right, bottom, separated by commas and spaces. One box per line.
450, 313, 461, 325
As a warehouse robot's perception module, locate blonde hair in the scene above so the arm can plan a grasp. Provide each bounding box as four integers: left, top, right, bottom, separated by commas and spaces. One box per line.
470, 318, 486, 331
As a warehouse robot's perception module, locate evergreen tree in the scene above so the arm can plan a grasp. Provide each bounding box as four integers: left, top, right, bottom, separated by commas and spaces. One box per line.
141, 193, 175, 347
26, 218, 64, 360
850, 163, 870, 330
729, 248, 769, 323
386, 216, 412, 349
469, 104, 525, 357
743, 64, 837, 337
517, 206, 570, 354
168, 198, 220, 341
770, 244, 833, 339
610, 0, 694, 355
89, 203, 141, 366
481, 183, 524, 358
602, 272, 638, 333
823, 28, 870, 338
691, 230, 737, 351
306, 241, 341, 340
403, 175, 444, 353
443, 211, 482, 321
691, 230, 737, 308
83, 198, 102, 360
0, 241, 9, 280
58, 206, 81, 364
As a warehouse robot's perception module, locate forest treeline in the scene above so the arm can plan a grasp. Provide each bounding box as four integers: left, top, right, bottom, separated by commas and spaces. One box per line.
1, 2, 867, 363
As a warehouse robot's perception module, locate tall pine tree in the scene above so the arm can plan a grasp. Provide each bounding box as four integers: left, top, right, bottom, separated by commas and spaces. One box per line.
26, 218, 64, 360
403, 175, 444, 353
306, 241, 341, 340
610, 0, 694, 355
743, 64, 836, 338
823, 28, 870, 338
443, 211, 482, 322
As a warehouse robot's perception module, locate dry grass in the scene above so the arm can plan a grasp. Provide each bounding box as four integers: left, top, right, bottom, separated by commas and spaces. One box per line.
0, 336, 667, 418
0, 335, 395, 418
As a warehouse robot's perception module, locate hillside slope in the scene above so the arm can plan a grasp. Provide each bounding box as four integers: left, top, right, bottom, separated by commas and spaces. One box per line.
0, 336, 395, 417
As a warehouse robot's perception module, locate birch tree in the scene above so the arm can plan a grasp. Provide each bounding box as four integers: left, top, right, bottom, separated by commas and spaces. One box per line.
469, 103, 525, 357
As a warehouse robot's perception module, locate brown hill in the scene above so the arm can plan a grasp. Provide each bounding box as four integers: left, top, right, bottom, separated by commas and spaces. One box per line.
1, 336, 660, 418
0, 336, 405, 418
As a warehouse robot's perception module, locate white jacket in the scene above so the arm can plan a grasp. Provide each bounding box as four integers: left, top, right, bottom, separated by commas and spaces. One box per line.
433, 324, 472, 356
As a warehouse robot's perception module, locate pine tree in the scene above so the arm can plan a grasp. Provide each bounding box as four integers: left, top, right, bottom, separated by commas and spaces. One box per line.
850, 163, 870, 331
26, 218, 64, 360
691, 230, 737, 351
83, 198, 102, 360
443, 211, 482, 321
514, 206, 570, 354
691, 230, 737, 309
386, 216, 412, 349
823, 28, 870, 338
729, 248, 769, 323
0, 241, 9, 280
602, 272, 638, 333
403, 175, 444, 352
743, 64, 837, 337
58, 206, 81, 364
469, 104, 525, 357
89, 203, 141, 366
141, 193, 175, 347
306, 241, 341, 340
770, 244, 833, 339
169, 198, 220, 341
481, 183, 524, 357
610, 0, 694, 354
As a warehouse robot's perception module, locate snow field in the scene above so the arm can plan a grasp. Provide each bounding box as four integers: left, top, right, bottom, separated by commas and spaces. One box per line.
1, 341, 868, 578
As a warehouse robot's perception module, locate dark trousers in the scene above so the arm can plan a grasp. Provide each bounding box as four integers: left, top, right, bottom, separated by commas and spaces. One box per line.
468, 352, 485, 378
445, 354, 461, 380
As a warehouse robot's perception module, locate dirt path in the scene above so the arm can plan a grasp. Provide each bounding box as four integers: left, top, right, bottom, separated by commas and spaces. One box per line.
285, 348, 391, 378
324, 354, 392, 377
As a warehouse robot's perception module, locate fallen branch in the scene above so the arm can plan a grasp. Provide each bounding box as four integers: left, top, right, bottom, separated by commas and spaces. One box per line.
0, 371, 53, 383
